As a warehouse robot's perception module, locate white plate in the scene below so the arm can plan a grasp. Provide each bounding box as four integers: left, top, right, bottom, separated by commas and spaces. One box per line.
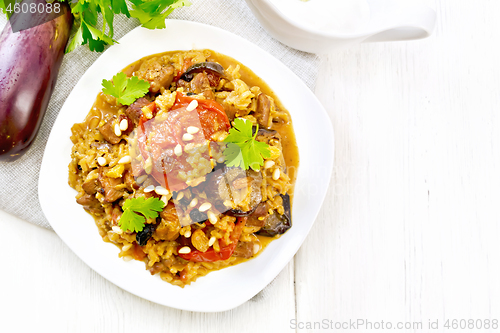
39, 20, 334, 312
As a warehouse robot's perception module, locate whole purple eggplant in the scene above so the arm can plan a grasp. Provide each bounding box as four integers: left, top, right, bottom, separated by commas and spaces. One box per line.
0, 0, 72, 161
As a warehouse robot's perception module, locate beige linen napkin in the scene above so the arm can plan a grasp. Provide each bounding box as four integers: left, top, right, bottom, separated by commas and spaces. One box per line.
0, 0, 319, 229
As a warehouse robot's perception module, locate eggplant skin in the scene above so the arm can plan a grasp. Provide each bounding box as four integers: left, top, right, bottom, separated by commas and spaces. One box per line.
0, 1, 73, 161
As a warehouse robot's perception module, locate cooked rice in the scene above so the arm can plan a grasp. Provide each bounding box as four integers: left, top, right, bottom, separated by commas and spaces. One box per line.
68, 50, 298, 287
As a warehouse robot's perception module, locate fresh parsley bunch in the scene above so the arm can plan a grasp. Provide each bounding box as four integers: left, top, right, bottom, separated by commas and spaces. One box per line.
67, 0, 190, 53
0, 0, 190, 52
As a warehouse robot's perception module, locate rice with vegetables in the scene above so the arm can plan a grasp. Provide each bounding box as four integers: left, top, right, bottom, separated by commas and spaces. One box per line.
68, 49, 299, 287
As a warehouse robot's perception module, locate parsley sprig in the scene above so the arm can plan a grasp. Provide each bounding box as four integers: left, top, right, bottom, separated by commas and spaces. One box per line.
66, 0, 191, 53
101, 72, 150, 105
119, 197, 165, 233
223, 118, 271, 171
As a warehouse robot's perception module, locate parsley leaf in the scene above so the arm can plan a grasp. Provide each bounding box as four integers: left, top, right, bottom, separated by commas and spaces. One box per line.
119, 197, 165, 233
223, 118, 271, 171
66, 21, 85, 54
101, 72, 150, 105
129, 0, 190, 29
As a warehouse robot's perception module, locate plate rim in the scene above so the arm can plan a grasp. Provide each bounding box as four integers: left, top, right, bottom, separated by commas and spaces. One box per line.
38, 19, 334, 312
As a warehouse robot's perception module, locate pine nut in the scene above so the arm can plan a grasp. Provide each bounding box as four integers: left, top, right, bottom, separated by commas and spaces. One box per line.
199, 202, 212, 212
118, 156, 132, 164
114, 123, 122, 137
207, 211, 218, 224
136, 174, 148, 184
174, 144, 183, 156
272, 168, 281, 180
187, 126, 200, 134
186, 100, 198, 111
97, 156, 107, 166
178, 246, 191, 254
161, 194, 171, 205
189, 198, 198, 207
182, 133, 194, 141
119, 118, 128, 131
144, 185, 155, 193
264, 160, 275, 169
155, 186, 170, 196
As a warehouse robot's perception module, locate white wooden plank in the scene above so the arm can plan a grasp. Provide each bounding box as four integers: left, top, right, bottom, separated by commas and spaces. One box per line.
295, 0, 500, 332
0, 211, 295, 333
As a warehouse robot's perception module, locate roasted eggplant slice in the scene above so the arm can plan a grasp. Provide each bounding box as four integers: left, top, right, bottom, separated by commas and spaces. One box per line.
202, 166, 263, 216
255, 128, 279, 142
257, 194, 292, 237
179, 62, 225, 82
229, 205, 258, 217
245, 202, 269, 227
136, 218, 159, 246
189, 208, 208, 223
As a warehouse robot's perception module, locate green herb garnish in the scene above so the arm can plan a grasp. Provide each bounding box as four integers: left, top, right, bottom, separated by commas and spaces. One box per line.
1, 1, 190, 52
101, 72, 150, 105
130, 0, 191, 29
66, 0, 191, 53
120, 197, 165, 233
223, 118, 271, 171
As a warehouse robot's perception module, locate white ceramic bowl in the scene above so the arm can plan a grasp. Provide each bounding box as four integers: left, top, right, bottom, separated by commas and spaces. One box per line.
39, 20, 334, 312
245, 0, 437, 53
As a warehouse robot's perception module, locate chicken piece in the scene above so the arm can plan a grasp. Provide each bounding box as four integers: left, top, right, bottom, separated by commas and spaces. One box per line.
117, 114, 134, 136
137, 58, 175, 93
178, 72, 214, 100
98, 167, 124, 203
155, 202, 181, 241
98, 117, 121, 144
233, 241, 255, 258
82, 178, 100, 195
255, 93, 272, 129
76, 194, 102, 214
123, 169, 139, 192
125, 97, 150, 127
190, 72, 214, 100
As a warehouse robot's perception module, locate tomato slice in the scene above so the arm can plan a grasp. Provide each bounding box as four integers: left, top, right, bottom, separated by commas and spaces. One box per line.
173, 58, 193, 82
173, 93, 229, 138
133, 92, 229, 191
178, 217, 247, 262
132, 243, 146, 261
